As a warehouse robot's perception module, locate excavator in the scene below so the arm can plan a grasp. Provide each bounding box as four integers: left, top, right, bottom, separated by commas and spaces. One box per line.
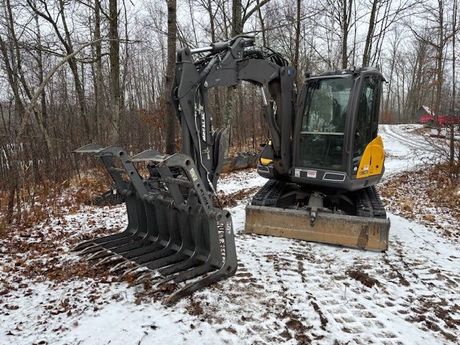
74, 36, 390, 303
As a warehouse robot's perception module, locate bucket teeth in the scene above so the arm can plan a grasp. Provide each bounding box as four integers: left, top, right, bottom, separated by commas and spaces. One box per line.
73, 145, 238, 303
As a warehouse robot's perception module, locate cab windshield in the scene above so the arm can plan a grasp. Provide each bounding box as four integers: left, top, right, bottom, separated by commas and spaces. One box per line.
297, 77, 353, 170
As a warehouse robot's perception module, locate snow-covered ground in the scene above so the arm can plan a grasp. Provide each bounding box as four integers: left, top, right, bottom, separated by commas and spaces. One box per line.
1, 125, 459, 345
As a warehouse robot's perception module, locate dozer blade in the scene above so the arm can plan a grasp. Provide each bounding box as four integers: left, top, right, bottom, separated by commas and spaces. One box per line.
245, 205, 390, 251
73, 144, 237, 303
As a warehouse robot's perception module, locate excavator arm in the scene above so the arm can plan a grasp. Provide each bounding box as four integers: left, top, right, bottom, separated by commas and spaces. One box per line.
172, 36, 296, 191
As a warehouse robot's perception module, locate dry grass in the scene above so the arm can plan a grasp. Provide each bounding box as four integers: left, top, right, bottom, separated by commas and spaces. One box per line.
0, 167, 111, 236
378, 163, 460, 239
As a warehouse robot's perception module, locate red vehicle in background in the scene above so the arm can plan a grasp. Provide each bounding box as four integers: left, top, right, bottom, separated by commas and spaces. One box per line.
419, 114, 460, 126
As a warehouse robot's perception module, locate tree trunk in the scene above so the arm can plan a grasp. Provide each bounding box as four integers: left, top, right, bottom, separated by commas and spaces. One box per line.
232, 0, 242, 36
341, 0, 351, 69
165, 0, 177, 154
109, 0, 121, 143
294, 0, 301, 86
94, 0, 104, 138
362, 0, 379, 66
450, 0, 457, 167
57, 0, 89, 136
257, 0, 267, 46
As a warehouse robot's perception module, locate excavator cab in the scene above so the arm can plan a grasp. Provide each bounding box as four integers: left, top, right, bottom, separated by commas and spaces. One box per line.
292, 68, 385, 191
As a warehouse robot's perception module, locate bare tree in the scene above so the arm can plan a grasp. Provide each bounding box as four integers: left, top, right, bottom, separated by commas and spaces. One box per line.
165, 0, 177, 154
108, 0, 121, 142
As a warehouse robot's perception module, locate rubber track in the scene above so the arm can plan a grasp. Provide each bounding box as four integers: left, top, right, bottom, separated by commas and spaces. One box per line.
251, 180, 286, 206
355, 186, 387, 219
251, 180, 387, 219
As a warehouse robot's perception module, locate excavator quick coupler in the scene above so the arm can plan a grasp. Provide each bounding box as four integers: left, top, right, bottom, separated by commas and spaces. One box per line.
73, 144, 237, 303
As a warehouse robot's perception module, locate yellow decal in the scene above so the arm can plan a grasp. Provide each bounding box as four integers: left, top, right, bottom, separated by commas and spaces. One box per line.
260, 158, 273, 166
357, 135, 385, 179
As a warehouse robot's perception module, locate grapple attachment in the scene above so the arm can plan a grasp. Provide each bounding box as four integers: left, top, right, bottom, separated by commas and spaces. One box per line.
73, 144, 237, 303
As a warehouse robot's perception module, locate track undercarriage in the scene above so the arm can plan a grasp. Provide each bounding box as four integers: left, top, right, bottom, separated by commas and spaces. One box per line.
246, 180, 390, 251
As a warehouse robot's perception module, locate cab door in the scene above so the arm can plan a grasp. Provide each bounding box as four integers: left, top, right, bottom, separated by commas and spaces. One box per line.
352, 75, 384, 179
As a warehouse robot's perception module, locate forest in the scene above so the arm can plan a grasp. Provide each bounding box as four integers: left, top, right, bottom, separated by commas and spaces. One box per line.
0, 0, 459, 225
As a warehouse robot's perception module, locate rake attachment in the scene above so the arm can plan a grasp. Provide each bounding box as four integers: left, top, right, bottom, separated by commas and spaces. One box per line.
73, 144, 237, 303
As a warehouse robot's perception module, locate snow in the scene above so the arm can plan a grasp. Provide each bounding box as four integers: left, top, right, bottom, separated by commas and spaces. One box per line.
379, 124, 436, 176
1, 125, 459, 344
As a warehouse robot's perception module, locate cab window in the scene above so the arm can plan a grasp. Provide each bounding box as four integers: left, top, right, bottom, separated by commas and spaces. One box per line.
354, 76, 380, 158
297, 77, 353, 170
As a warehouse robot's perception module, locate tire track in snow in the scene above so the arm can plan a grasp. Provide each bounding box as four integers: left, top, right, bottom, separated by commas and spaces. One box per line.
380, 125, 427, 151
382, 125, 445, 153
201, 176, 459, 344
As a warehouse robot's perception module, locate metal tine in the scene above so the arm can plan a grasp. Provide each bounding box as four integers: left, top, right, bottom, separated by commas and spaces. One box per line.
107, 199, 160, 255
97, 235, 142, 251
122, 242, 165, 259
121, 201, 165, 260
173, 263, 214, 284
133, 203, 186, 265
154, 195, 203, 277
109, 235, 151, 254
120, 265, 149, 280
152, 260, 213, 292
165, 257, 232, 305
79, 243, 105, 256
100, 208, 158, 257
142, 221, 194, 271
144, 251, 188, 271
117, 213, 168, 261
109, 260, 134, 273
90, 230, 134, 245
96, 196, 148, 248
73, 240, 97, 252
74, 241, 101, 252
94, 252, 126, 267
132, 271, 161, 286
165, 268, 216, 305
125, 203, 175, 263
95, 232, 138, 247
165, 215, 237, 304
139, 217, 185, 270
152, 259, 201, 287
159, 252, 201, 277
121, 199, 169, 261
85, 248, 111, 261
133, 246, 176, 264
86, 249, 114, 261
117, 198, 163, 258
94, 147, 149, 250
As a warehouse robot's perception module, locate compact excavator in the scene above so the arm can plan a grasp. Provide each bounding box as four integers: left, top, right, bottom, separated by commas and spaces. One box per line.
74, 36, 390, 303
